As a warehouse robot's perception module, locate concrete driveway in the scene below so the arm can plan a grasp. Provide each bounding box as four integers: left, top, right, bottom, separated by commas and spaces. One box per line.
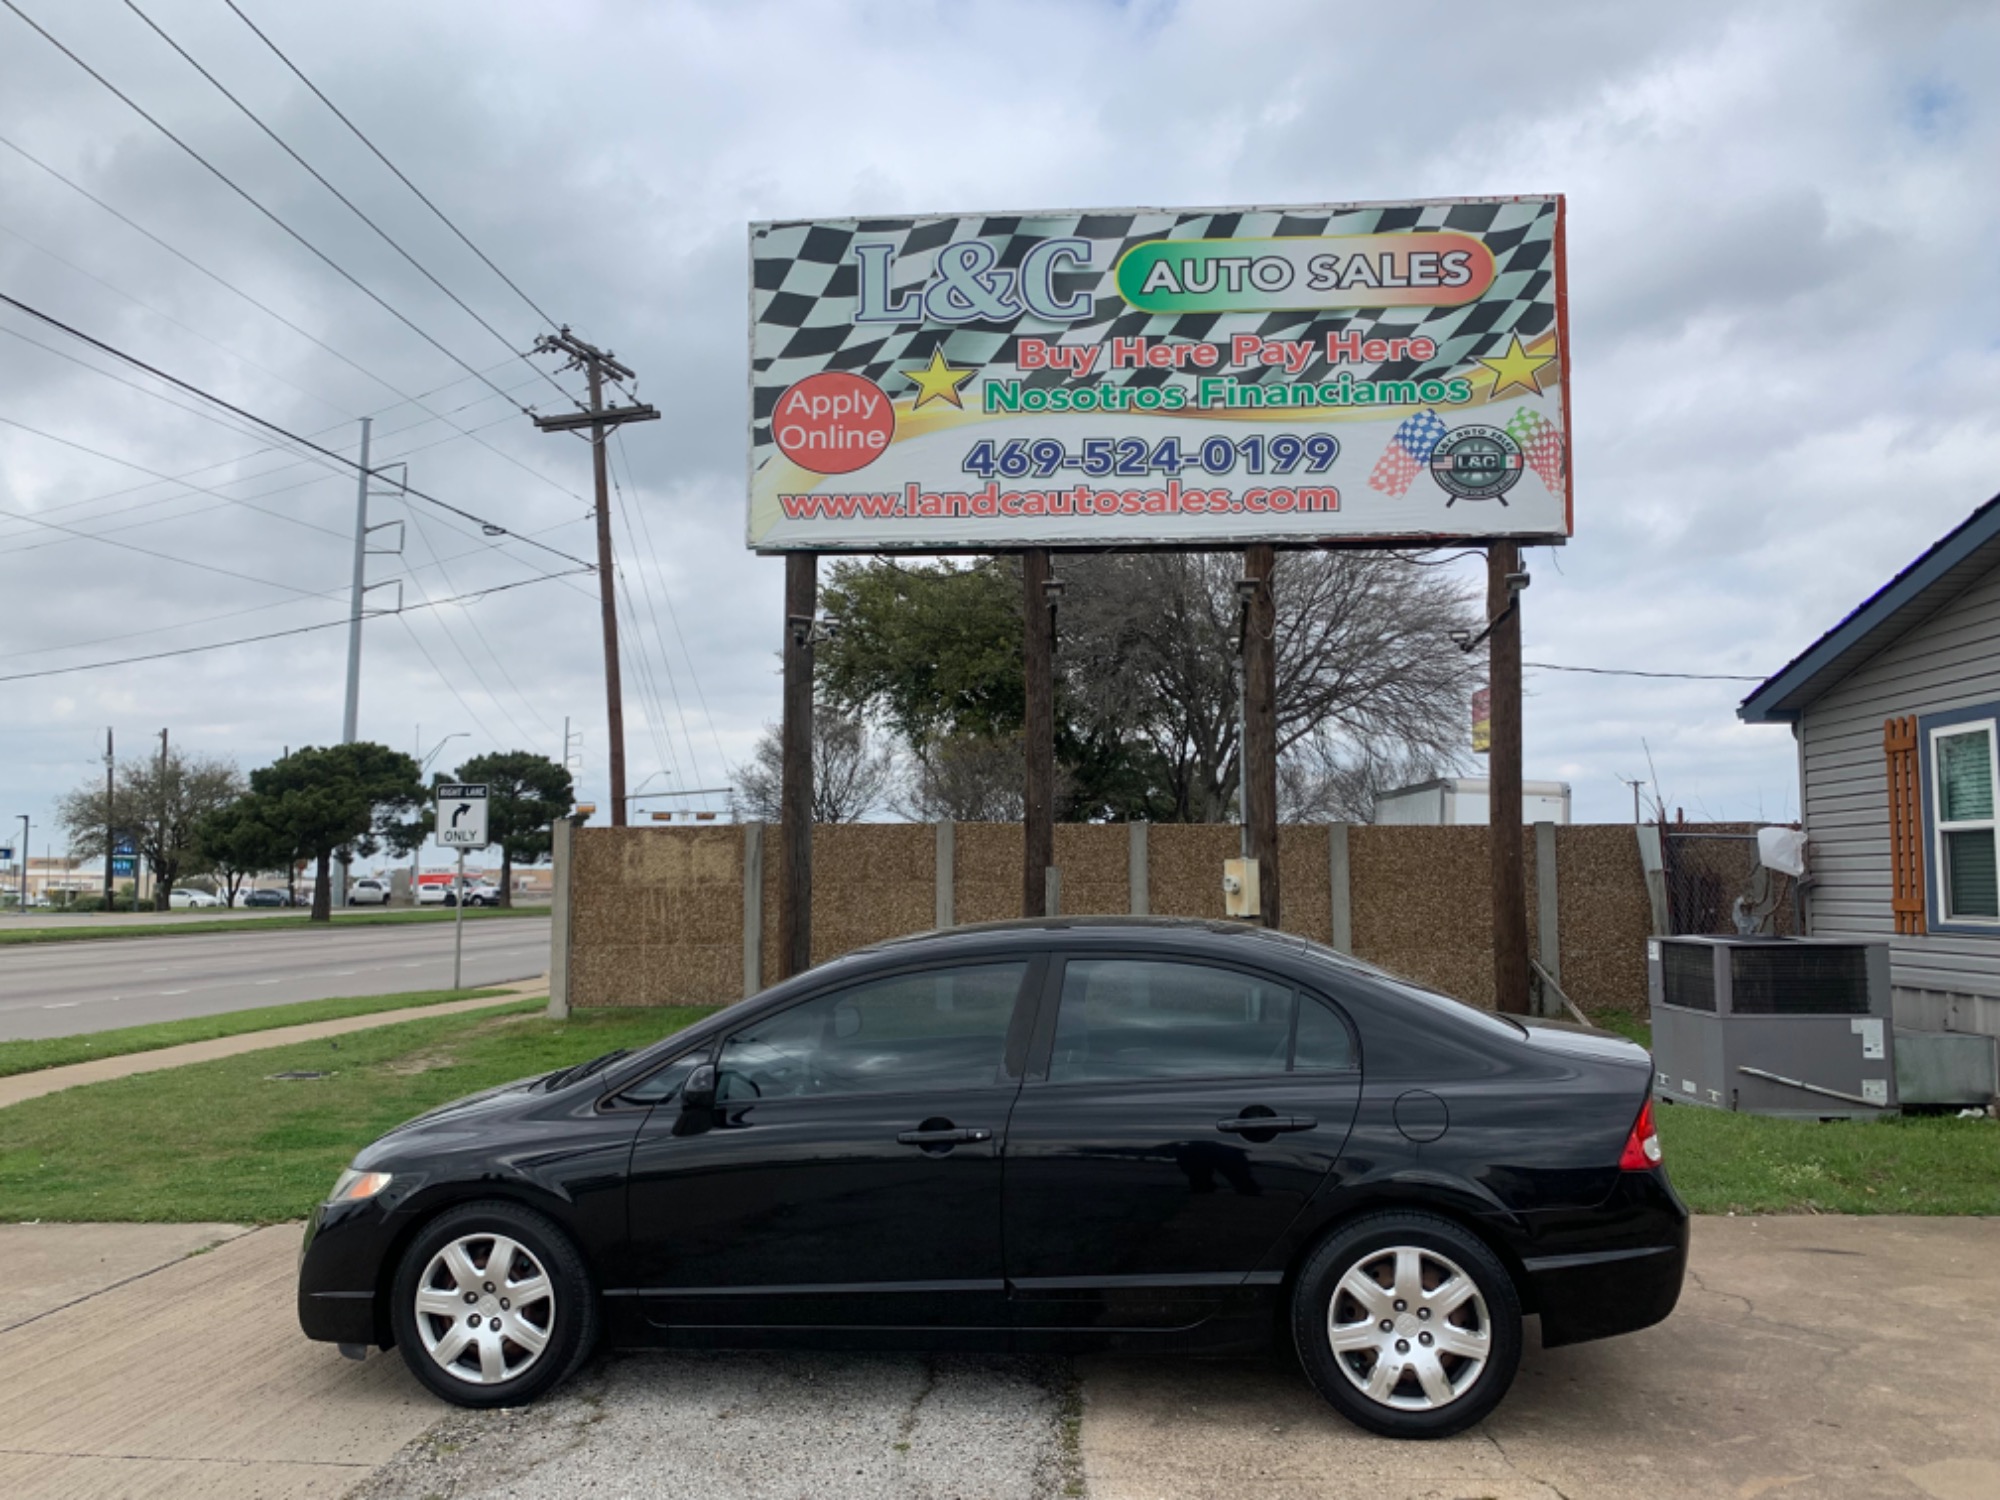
3, 1217, 1995, 1500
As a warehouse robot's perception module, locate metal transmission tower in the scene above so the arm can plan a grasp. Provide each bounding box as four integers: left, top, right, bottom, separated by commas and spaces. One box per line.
532, 330, 658, 827
332, 416, 407, 905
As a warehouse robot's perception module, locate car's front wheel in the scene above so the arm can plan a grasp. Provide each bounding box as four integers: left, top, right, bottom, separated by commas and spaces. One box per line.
1291, 1211, 1521, 1439
389, 1201, 597, 1407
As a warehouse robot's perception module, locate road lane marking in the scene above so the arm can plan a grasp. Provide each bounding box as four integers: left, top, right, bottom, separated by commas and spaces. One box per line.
256, 978, 283, 985
42, 1002, 78, 1009
159, 988, 190, 995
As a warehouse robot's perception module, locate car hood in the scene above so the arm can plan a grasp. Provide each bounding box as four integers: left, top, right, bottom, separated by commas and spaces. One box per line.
1516, 1017, 1651, 1069
357, 1073, 552, 1162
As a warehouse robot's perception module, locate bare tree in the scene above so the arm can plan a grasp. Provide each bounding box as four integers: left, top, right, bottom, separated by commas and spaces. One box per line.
895, 732, 1032, 822
735, 710, 896, 823
57, 749, 245, 909
1060, 552, 1481, 822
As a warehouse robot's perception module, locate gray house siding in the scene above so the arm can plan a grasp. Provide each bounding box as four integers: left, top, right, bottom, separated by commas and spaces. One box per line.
1799, 564, 2000, 1037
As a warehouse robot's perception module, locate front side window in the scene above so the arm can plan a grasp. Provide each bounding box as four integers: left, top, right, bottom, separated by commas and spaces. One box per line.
1932, 721, 1999, 922
1048, 959, 1298, 1084
716, 962, 1027, 1101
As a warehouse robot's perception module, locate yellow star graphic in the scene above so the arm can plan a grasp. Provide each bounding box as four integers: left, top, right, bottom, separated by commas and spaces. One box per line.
900, 348, 977, 410
1475, 333, 1558, 398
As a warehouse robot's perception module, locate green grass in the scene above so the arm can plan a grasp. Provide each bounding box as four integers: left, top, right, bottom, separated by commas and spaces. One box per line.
0, 905, 547, 946
1657, 1103, 2000, 1215
0, 1004, 713, 1223
1587, 1010, 1651, 1049
0, 987, 515, 1079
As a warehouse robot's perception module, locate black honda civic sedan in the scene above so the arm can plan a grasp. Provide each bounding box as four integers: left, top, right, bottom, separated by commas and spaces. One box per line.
299, 917, 1685, 1439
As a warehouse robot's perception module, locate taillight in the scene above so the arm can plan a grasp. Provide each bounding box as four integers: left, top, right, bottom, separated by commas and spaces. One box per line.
1619, 1096, 1662, 1171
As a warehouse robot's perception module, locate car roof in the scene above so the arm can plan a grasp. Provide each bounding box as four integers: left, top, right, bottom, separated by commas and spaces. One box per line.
861, 914, 1324, 963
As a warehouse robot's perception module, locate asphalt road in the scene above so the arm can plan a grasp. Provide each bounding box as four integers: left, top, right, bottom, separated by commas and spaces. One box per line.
0, 917, 551, 1040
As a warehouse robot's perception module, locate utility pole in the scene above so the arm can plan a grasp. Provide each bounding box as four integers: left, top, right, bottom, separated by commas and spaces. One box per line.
155, 727, 168, 911
15, 815, 27, 917
102, 726, 114, 908
1487, 542, 1529, 1015
779, 555, 818, 977
1022, 549, 1056, 917
1621, 777, 1647, 824
1242, 545, 1280, 928
533, 329, 659, 829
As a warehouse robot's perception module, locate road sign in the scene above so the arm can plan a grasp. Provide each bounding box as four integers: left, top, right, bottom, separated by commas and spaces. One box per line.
435, 783, 490, 849
0, 847, 12, 864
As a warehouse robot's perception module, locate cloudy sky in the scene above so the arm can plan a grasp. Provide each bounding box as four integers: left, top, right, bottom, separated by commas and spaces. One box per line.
3, 0, 1997, 866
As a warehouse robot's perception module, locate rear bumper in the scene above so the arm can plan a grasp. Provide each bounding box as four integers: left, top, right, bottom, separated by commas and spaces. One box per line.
1516, 1169, 1689, 1349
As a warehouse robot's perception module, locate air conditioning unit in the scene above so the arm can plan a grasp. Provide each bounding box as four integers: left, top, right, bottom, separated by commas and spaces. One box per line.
1647, 936, 1895, 1119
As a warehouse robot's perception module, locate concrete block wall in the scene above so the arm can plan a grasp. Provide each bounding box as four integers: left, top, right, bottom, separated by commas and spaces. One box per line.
556, 820, 1663, 1015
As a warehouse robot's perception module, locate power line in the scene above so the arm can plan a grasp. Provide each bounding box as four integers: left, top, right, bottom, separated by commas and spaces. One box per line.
394, 612, 499, 744
0, 290, 597, 571
0, 513, 592, 663
0, 129, 584, 497
608, 438, 703, 786
0, 481, 338, 596
399, 502, 554, 748
1, 0, 530, 416
0, 216, 352, 419
0, 569, 589, 684
1523, 661, 1765, 682
615, 428, 730, 785
219, 1, 567, 353
121, 0, 575, 414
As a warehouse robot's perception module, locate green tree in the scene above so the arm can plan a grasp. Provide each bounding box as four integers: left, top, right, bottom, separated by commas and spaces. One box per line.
446, 751, 574, 907
250, 743, 425, 922
817, 557, 1024, 748
194, 795, 296, 907
57, 748, 244, 909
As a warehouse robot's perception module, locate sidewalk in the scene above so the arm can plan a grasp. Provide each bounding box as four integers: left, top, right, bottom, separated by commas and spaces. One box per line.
0, 978, 547, 1110
0, 1222, 438, 1500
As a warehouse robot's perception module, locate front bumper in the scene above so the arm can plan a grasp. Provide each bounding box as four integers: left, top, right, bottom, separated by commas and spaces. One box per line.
1515, 1169, 1690, 1349
298, 1198, 399, 1348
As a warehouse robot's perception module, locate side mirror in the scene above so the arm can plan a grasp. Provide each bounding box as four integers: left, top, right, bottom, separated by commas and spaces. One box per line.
681, 1062, 716, 1111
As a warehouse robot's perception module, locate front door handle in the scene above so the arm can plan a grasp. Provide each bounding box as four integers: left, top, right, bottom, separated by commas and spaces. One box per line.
896, 1127, 992, 1146
1216, 1115, 1317, 1134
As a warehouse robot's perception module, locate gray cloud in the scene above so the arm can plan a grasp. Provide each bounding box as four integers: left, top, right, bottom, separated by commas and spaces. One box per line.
3, 0, 1998, 855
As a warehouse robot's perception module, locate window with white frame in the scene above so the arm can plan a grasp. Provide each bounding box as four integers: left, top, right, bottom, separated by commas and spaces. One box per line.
1931, 720, 2000, 923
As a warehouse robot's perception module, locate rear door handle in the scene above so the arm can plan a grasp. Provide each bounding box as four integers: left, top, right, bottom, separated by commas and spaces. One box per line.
896, 1127, 991, 1145
1216, 1115, 1317, 1134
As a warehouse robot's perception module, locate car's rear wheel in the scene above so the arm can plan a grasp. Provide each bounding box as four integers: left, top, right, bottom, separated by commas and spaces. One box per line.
1291, 1211, 1521, 1439
389, 1201, 597, 1408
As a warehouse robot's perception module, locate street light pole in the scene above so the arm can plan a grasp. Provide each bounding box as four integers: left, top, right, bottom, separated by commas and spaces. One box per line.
16, 815, 26, 916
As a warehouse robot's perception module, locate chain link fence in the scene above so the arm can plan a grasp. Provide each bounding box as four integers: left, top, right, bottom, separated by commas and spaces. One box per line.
1662, 831, 1801, 937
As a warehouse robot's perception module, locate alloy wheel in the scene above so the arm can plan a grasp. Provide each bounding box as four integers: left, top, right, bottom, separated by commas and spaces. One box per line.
1326, 1244, 1491, 1411
413, 1233, 555, 1385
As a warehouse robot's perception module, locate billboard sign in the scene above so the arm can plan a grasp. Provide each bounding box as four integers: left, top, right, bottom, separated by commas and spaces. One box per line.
748, 196, 1568, 552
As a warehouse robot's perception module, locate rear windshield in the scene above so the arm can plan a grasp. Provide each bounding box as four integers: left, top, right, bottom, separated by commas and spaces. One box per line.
1294, 938, 1528, 1039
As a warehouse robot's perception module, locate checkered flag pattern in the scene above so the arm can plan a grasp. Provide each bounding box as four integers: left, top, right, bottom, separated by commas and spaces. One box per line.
1368, 409, 1450, 497
749, 199, 1560, 460
1504, 406, 1567, 491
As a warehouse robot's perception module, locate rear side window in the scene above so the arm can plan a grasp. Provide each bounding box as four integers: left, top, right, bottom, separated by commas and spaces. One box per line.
1049, 959, 1295, 1083
1293, 993, 1356, 1071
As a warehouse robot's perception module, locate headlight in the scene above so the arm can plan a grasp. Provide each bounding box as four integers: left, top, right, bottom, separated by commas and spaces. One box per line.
328, 1167, 393, 1203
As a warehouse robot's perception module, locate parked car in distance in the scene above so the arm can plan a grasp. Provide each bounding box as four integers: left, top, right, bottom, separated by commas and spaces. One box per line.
298, 917, 1687, 1438
415, 878, 498, 908
168, 887, 221, 909
242, 888, 291, 907
348, 878, 392, 906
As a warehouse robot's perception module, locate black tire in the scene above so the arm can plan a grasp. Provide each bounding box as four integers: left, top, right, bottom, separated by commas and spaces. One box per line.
1290, 1211, 1522, 1439
389, 1200, 598, 1408
444, 894, 457, 907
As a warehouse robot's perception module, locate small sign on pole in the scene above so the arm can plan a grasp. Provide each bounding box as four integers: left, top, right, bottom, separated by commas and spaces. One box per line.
435, 784, 491, 849
434, 784, 489, 989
